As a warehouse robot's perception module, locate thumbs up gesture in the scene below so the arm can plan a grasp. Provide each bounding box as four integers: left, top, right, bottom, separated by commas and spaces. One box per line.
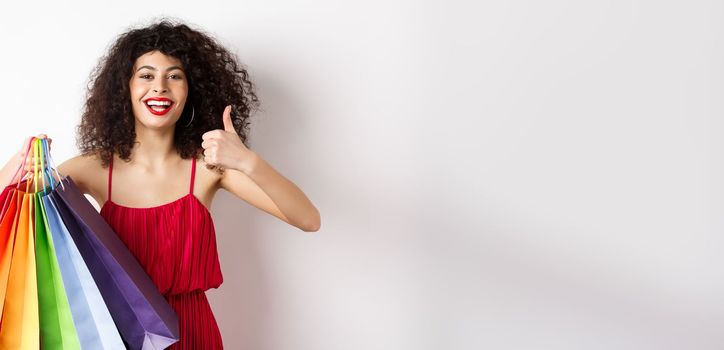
201, 105, 254, 173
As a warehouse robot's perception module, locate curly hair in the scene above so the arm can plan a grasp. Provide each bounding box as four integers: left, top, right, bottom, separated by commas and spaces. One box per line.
77, 18, 261, 170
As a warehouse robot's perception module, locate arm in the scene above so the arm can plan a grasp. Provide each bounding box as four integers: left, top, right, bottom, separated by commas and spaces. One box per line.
203, 106, 321, 233
0, 152, 25, 189
220, 151, 321, 232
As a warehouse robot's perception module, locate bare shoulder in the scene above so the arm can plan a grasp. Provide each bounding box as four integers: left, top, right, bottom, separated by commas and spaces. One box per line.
57, 152, 107, 199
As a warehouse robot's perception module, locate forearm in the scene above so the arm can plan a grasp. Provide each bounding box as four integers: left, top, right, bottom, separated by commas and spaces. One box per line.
240, 152, 321, 232
0, 152, 23, 189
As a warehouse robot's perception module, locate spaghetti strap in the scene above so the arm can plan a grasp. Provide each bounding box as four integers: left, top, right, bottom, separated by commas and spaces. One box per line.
108, 155, 114, 202
189, 157, 196, 195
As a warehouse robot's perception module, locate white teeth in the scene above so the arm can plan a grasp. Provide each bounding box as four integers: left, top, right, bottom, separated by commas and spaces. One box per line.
146, 100, 171, 106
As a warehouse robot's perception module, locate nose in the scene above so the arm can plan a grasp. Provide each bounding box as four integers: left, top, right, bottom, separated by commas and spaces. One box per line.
152, 80, 168, 93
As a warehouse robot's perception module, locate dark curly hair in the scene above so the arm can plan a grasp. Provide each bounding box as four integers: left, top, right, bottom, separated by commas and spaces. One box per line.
77, 18, 261, 170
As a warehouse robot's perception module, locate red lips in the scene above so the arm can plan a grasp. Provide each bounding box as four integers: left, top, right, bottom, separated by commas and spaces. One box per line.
143, 97, 175, 116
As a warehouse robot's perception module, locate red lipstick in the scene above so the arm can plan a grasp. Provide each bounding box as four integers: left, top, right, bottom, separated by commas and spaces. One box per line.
143, 97, 175, 116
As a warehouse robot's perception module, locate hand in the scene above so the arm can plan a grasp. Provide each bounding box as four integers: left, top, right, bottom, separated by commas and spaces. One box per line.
201, 105, 255, 173
17, 134, 52, 174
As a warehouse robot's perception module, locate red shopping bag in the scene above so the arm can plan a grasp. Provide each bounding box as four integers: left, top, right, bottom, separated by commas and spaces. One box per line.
0, 185, 19, 318
0, 183, 40, 349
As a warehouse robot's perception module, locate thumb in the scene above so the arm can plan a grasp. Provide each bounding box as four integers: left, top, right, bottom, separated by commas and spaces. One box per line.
222, 105, 236, 133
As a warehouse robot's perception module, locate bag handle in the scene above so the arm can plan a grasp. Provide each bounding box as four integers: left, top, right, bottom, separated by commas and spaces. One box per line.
19, 136, 54, 194
34, 137, 42, 193
9, 136, 62, 195
12, 136, 37, 190
34, 137, 62, 195
42, 138, 63, 191
39, 138, 64, 192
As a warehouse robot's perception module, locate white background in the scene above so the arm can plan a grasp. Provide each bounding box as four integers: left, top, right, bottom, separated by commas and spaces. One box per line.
1, 1, 722, 349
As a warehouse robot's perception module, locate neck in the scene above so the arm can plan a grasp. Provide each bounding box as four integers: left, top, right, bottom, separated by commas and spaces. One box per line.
130, 122, 178, 168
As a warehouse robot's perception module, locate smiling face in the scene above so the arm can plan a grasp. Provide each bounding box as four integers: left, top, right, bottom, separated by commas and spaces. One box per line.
129, 50, 189, 129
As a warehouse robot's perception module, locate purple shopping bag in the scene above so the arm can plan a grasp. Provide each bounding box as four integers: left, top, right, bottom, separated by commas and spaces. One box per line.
49, 176, 179, 350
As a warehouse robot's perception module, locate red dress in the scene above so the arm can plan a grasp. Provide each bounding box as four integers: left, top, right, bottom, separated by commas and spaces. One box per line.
100, 156, 224, 349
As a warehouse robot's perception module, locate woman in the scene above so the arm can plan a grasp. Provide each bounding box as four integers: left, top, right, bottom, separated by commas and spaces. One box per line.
0, 19, 320, 349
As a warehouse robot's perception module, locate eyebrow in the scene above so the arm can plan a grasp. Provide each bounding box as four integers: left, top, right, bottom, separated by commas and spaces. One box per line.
135, 65, 184, 72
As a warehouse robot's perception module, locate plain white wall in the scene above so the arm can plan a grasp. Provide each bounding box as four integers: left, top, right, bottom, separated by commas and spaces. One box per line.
1, 1, 723, 349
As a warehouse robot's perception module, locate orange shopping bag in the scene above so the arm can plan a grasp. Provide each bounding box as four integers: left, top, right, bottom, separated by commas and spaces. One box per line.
0, 140, 32, 313
0, 184, 40, 349
0, 138, 44, 349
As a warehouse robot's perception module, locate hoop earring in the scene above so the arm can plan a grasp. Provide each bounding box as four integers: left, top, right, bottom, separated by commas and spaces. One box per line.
184, 106, 195, 127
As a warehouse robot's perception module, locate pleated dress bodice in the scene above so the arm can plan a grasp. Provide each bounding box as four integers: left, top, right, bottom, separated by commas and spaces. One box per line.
100, 156, 224, 349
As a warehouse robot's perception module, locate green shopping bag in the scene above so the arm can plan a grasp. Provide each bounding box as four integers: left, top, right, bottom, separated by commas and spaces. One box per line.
35, 192, 81, 349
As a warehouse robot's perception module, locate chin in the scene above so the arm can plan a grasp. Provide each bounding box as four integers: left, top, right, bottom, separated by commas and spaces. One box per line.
136, 113, 181, 129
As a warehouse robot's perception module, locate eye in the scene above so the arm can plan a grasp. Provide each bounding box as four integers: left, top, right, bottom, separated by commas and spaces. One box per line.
140, 73, 153, 79
169, 74, 183, 80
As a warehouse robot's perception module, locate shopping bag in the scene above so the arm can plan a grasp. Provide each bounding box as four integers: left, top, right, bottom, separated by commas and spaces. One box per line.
36, 191, 82, 348
0, 184, 14, 218
0, 139, 36, 318
51, 176, 179, 349
0, 185, 20, 318
39, 138, 125, 349
0, 185, 39, 349
43, 194, 126, 349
